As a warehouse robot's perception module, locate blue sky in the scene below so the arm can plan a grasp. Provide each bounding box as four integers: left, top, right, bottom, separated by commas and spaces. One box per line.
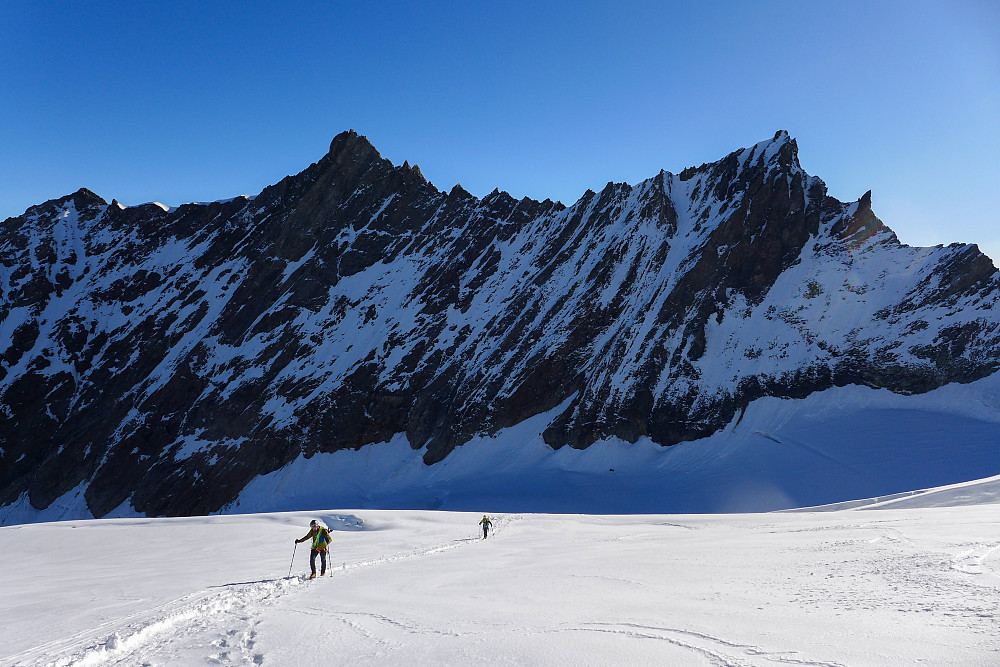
2, 1, 998, 260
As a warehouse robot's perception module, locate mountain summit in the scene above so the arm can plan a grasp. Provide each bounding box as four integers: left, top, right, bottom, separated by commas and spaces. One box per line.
1, 132, 998, 519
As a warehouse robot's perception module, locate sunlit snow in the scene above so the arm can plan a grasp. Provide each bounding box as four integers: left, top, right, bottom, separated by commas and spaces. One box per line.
1, 476, 998, 666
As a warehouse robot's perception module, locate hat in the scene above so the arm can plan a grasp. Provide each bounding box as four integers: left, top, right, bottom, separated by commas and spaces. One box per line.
310, 520, 318, 527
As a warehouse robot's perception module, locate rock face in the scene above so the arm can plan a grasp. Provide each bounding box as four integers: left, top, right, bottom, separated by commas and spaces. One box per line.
1, 130, 998, 518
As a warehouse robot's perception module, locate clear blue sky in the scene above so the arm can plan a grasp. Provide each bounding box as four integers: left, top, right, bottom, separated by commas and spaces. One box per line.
2, 1, 998, 260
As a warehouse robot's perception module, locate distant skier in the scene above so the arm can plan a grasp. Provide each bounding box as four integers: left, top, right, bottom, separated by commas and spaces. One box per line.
479, 515, 493, 539
295, 519, 332, 578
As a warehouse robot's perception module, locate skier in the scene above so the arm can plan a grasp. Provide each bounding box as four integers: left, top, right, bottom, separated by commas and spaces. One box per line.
479, 515, 493, 539
295, 519, 332, 578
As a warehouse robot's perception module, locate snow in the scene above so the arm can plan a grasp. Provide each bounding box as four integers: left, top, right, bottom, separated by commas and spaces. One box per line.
218, 374, 1000, 516
3, 372, 998, 528
0, 484, 94, 526
788, 474, 1000, 512
132, 198, 252, 212
1, 476, 997, 666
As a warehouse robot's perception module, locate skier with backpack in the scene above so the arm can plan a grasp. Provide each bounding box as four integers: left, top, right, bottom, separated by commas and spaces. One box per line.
479, 515, 493, 539
295, 519, 333, 578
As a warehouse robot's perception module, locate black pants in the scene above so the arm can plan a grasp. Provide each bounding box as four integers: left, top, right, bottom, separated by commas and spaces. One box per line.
310, 549, 327, 575
482, 525, 489, 539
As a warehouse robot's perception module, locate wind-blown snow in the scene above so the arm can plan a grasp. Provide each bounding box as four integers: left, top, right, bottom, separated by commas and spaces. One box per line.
1, 478, 997, 666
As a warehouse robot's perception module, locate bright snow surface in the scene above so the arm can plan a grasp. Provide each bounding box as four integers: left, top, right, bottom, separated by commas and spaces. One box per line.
1, 477, 998, 666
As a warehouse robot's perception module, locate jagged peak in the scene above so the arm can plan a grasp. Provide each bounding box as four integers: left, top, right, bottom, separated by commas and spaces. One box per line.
677, 131, 800, 183
397, 160, 427, 184
483, 188, 517, 205
735, 130, 799, 173
70, 187, 106, 206
540, 197, 566, 212
858, 189, 873, 212
326, 129, 383, 166
52, 187, 107, 212
19, 188, 107, 219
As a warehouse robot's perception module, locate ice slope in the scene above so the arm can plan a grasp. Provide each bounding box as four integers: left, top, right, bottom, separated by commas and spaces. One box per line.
0, 478, 998, 667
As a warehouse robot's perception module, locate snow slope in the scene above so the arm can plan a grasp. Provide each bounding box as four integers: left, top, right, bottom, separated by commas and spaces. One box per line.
4, 373, 998, 526
1, 478, 998, 666
197, 372, 1000, 515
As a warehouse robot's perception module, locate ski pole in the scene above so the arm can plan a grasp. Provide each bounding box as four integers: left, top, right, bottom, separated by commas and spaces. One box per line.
288, 542, 298, 578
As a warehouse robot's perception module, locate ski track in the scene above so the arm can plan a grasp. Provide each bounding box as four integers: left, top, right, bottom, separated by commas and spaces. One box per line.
4, 516, 518, 667
5, 513, 997, 665
545, 623, 846, 667
950, 542, 1000, 581
1, 589, 220, 666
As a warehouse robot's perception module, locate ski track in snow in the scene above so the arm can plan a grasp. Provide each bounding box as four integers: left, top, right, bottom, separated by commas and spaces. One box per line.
3, 508, 999, 666
547, 623, 846, 667
4, 516, 517, 667
3, 511, 831, 667
6, 578, 288, 667
951, 542, 1000, 580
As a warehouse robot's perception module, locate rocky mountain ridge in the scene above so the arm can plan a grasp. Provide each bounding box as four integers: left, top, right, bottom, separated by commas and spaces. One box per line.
2, 130, 998, 518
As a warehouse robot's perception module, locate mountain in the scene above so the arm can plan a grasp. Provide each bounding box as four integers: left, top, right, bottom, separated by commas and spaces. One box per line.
1, 130, 999, 521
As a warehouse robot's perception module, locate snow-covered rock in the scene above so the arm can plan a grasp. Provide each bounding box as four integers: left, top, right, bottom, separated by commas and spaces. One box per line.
1, 130, 998, 520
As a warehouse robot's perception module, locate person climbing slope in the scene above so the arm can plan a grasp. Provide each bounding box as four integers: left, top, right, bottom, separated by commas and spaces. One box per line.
479, 515, 493, 539
295, 519, 332, 578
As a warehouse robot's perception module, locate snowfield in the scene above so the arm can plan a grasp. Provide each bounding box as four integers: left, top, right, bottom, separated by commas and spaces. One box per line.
1, 478, 998, 666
